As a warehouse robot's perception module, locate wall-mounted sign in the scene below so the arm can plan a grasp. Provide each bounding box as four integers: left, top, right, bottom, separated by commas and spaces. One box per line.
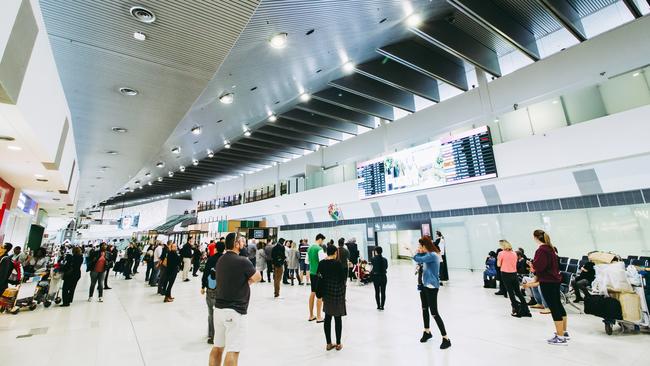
16, 192, 37, 215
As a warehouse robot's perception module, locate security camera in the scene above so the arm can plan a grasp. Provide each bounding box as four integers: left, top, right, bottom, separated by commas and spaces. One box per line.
513, 103, 519, 110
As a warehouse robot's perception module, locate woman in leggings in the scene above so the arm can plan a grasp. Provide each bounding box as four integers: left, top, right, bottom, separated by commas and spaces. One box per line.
532, 229, 568, 345
497, 240, 531, 317
413, 236, 451, 349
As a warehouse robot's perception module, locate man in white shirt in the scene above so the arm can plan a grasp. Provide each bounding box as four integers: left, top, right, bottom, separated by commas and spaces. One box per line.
149, 243, 163, 286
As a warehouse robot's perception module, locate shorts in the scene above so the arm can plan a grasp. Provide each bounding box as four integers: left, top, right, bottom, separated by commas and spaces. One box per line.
213, 308, 247, 353
310, 274, 319, 293
299, 260, 309, 272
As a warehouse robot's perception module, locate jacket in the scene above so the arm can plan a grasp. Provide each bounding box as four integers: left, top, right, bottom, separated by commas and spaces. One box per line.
201, 252, 222, 289
87, 249, 105, 272
180, 243, 193, 258
346, 242, 359, 264
370, 255, 388, 276
286, 248, 299, 269
62, 254, 83, 280
532, 244, 561, 283
166, 251, 181, 272
0, 255, 13, 291
413, 252, 440, 289
271, 244, 286, 267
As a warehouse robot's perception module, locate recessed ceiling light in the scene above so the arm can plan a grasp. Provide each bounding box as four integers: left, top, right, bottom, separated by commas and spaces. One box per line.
7, 145, 22, 151
299, 92, 311, 102
111, 127, 128, 133
191, 126, 202, 135
0, 136, 15, 141
148, 181, 153, 186
207, 150, 214, 158
192, 159, 199, 166
137, 186, 143, 190
118, 87, 139, 96
179, 165, 186, 172
269, 32, 288, 49
243, 129, 252, 137
157, 177, 163, 182
342, 60, 356, 73
130, 6, 156, 23
145, 172, 151, 177
168, 171, 174, 177
106, 150, 118, 155
133, 31, 146, 41
34, 174, 44, 178
268, 114, 277, 122
552, 100, 559, 104
171, 146, 181, 154
224, 140, 231, 149
219, 93, 234, 104
633, 72, 640, 77
406, 13, 422, 27
156, 161, 165, 168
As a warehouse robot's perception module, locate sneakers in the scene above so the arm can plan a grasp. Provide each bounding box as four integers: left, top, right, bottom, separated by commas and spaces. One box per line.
88, 298, 92, 302
440, 338, 452, 349
420, 331, 433, 343
547, 335, 568, 346
98, 297, 103, 303
555, 332, 570, 340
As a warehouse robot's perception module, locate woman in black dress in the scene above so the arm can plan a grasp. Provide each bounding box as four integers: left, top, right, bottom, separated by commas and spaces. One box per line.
163, 243, 181, 303
317, 245, 347, 351
434, 231, 448, 283
60, 246, 84, 306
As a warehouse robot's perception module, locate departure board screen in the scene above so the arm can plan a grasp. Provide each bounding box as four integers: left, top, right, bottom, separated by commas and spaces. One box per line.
356, 126, 497, 199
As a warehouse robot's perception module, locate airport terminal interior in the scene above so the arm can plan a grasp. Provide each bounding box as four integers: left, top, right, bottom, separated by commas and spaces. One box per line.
1, 0, 650, 365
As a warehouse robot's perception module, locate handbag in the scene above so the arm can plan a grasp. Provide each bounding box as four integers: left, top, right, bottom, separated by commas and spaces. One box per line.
315, 273, 325, 299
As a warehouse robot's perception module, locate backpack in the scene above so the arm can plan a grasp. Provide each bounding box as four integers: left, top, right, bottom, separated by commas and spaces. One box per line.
207, 268, 217, 289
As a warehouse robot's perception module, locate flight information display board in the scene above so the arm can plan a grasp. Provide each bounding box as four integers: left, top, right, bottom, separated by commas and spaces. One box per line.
356, 126, 497, 199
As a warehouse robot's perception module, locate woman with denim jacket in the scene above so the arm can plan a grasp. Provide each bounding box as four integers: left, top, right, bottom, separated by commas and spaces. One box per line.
413, 236, 451, 349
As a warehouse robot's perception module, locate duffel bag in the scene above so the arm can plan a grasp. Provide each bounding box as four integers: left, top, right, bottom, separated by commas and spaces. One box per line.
585, 295, 623, 320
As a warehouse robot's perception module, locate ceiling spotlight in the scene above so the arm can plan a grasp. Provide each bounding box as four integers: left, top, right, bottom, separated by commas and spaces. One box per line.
133, 31, 146, 41
192, 159, 199, 166
633, 72, 640, 77
207, 150, 214, 158
299, 92, 311, 102
268, 114, 277, 122
219, 93, 234, 104
7, 145, 22, 151
118, 87, 139, 96
269, 32, 288, 49
157, 177, 163, 182
171, 146, 181, 154
156, 161, 165, 168
129, 189, 134, 193
145, 172, 151, 177
130, 6, 156, 23
137, 186, 143, 190
406, 13, 422, 27
148, 181, 152, 186
134, 180, 141, 184
342, 61, 356, 73
111, 127, 128, 133
224, 140, 231, 149
243, 129, 252, 137
179, 165, 186, 172
168, 171, 174, 177
106, 150, 118, 155
191, 126, 202, 135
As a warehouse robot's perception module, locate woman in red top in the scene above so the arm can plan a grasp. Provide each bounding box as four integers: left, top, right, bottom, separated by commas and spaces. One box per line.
497, 240, 531, 318
88, 243, 107, 303
531, 230, 568, 346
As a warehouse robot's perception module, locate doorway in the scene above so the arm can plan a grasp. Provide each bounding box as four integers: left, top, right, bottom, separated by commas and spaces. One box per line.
376, 230, 421, 260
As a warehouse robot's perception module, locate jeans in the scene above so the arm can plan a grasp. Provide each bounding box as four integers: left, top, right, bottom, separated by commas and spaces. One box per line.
532, 286, 548, 307
373, 274, 387, 308
132, 259, 140, 274
157, 266, 168, 295
124, 259, 133, 278
89, 271, 105, 298
145, 260, 154, 282
149, 263, 160, 286
165, 270, 178, 297
266, 260, 273, 282
420, 287, 447, 336
206, 288, 216, 338
273, 265, 284, 297
192, 259, 201, 276
324, 314, 342, 344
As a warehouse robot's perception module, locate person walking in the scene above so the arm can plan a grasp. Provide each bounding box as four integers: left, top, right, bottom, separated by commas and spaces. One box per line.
413, 236, 451, 349
209, 233, 261, 366
370, 246, 389, 310
298, 239, 310, 285
149, 241, 162, 287
163, 243, 181, 303
60, 246, 83, 307
180, 239, 193, 282
497, 240, 531, 318
202, 240, 225, 344
271, 238, 287, 298
264, 241, 274, 282
144, 243, 155, 282
317, 245, 347, 351
434, 231, 448, 283
532, 230, 569, 345
255, 241, 266, 283
308, 234, 326, 322
157, 242, 170, 295
132, 243, 142, 274
104, 244, 117, 290
287, 241, 301, 286
88, 244, 108, 302
192, 244, 202, 277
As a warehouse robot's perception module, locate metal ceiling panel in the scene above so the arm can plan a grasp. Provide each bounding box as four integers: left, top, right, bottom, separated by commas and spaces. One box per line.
447, 0, 541, 60
537, 0, 587, 41
490, 0, 563, 37
235, 140, 305, 157
257, 125, 331, 146
567, 0, 620, 18
329, 74, 417, 112
247, 132, 318, 151
411, 19, 502, 76
378, 39, 469, 91
450, 12, 517, 56
620, 0, 644, 18
280, 109, 363, 135
270, 118, 346, 141
294, 100, 377, 129
313, 88, 395, 121
355, 58, 441, 102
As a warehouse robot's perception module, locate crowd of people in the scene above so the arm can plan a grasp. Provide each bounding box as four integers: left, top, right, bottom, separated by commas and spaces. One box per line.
0, 227, 583, 365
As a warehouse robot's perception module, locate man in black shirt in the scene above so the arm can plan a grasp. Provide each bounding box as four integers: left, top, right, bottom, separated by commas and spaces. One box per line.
180, 239, 194, 282
271, 238, 287, 298
210, 233, 260, 366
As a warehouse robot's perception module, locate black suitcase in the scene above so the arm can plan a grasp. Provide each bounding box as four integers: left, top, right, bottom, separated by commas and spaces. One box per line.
584, 295, 622, 320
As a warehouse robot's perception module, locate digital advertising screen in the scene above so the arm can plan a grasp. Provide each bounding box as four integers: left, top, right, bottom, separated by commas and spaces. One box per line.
356, 126, 497, 199
118, 214, 140, 230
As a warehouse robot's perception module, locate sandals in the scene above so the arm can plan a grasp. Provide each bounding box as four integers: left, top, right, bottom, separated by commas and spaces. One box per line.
326, 344, 335, 351
335, 344, 343, 351
308, 317, 316, 322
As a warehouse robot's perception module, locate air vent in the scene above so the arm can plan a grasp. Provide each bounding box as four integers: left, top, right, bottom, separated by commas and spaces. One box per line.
58, 190, 68, 194
67, 204, 74, 207
379, 18, 387, 24
306, 29, 315, 35
118, 87, 139, 96
0, 136, 15, 141
111, 127, 128, 133
52, 198, 61, 201
36, 178, 49, 182
130, 6, 156, 23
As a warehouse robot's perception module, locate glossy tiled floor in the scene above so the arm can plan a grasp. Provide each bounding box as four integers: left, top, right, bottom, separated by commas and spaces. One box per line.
1, 262, 648, 366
